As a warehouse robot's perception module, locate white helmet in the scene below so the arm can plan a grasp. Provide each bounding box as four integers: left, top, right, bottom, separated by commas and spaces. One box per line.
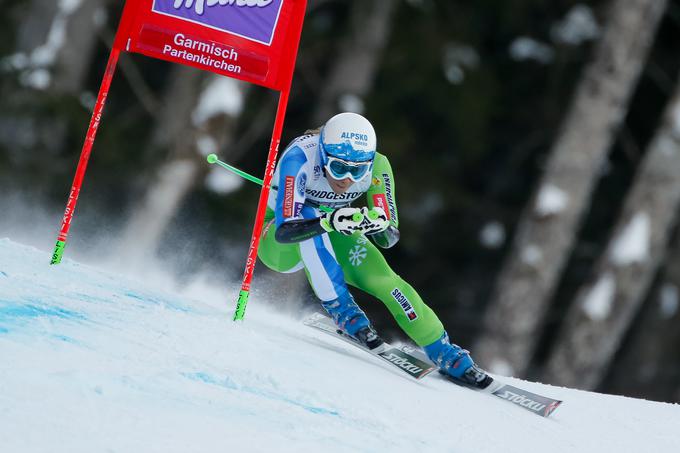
320, 112, 377, 163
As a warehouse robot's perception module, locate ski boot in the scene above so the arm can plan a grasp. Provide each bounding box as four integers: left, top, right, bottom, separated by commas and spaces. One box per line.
424, 332, 492, 389
353, 324, 384, 350
321, 293, 384, 350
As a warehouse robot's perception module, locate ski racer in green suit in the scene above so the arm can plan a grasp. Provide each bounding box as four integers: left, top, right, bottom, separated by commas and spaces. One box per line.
258, 112, 488, 386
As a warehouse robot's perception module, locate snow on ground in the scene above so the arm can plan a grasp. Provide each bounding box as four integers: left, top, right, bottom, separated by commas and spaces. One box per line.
1, 238, 679, 453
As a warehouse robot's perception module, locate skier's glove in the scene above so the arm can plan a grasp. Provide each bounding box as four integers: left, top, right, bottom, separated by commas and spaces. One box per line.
359, 207, 390, 236
320, 207, 365, 235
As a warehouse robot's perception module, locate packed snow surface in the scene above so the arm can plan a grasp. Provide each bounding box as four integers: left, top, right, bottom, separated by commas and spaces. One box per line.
1, 238, 679, 453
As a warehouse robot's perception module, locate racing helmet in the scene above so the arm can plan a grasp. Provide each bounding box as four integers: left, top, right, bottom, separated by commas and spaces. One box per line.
320, 112, 377, 181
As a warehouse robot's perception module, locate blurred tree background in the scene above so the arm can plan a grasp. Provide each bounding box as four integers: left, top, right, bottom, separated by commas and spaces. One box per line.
2, 0, 680, 403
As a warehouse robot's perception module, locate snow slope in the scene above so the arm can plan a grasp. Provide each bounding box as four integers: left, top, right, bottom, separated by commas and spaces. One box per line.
1, 238, 679, 453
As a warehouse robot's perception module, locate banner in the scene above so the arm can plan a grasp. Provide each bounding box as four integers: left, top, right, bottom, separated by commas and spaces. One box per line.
53, 0, 306, 322
113, 0, 306, 91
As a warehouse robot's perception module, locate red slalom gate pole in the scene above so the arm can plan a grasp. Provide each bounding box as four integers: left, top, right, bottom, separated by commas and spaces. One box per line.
233, 89, 290, 321
50, 48, 121, 265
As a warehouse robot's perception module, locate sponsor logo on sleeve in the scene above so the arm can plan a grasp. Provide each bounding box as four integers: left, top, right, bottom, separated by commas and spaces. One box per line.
382, 173, 397, 221
391, 288, 418, 321
297, 172, 307, 196
372, 194, 390, 220
294, 202, 304, 217
283, 176, 295, 218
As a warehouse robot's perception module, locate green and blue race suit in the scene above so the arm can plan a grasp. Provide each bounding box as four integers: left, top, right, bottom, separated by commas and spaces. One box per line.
258, 134, 445, 346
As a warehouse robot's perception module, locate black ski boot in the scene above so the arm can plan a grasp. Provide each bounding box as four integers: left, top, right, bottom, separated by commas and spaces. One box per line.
440, 364, 493, 389
353, 325, 385, 350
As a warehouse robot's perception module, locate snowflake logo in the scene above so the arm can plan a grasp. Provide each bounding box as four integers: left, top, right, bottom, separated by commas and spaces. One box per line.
349, 245, 368, 266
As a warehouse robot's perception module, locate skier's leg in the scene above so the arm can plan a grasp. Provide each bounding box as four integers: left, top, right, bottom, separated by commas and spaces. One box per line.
258, 216, 305, 273
330, 233, 443, 345
259, 208, 378, 344
331, 233, 481, 381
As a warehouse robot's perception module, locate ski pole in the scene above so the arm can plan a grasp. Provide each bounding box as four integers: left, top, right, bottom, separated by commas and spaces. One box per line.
206, 154, 333, 213
207, 153, 265, 186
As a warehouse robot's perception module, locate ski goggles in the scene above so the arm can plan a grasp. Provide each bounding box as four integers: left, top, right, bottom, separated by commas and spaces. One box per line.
324, 156, 372, 182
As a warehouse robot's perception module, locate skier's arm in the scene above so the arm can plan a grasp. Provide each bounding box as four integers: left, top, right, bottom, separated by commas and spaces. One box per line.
273, 145, 312, 243
276, 208, 366, 243
273, 146, 364, 243
366, 153, 400, 249
275, 218, 326, 243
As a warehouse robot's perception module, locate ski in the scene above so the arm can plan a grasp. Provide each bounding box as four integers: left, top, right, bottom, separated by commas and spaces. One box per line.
488, 381, 562, 417
399, 345, 563, 418
303, 312, 436, 380
439, 371, 563, 417
304, 313, 562, 417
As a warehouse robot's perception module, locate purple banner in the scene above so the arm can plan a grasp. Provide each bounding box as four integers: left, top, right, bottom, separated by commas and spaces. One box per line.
152, 0, 284, 46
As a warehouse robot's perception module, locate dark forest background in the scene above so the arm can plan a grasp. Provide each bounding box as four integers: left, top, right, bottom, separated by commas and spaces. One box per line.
2, 0, 680, 403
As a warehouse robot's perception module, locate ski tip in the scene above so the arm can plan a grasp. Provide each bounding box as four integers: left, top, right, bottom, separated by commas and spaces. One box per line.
543, 400, 563, 418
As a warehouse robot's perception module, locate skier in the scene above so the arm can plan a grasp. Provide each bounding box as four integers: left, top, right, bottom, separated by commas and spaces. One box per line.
258, 112, 489, 387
